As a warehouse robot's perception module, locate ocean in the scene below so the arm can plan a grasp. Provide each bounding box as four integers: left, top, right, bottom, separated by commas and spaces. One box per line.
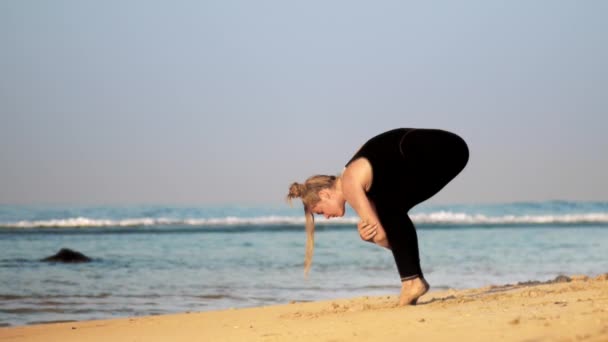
1, 201, 607, 327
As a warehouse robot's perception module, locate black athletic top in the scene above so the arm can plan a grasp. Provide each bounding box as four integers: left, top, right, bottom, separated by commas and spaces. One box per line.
345, 128, 415, 210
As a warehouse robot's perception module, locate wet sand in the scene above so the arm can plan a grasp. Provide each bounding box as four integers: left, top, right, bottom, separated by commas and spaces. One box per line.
1, 273, 607, 342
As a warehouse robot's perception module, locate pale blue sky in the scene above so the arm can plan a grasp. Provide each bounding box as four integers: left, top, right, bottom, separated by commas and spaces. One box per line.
1, 1, 607, 205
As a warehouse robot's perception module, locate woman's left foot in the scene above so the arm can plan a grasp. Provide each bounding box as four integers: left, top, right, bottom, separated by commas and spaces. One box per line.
399, 277, 430, 306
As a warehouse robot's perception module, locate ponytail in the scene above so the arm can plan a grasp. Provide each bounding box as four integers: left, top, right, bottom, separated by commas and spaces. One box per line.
303, 208, 315, 277
286, 175, 336, 276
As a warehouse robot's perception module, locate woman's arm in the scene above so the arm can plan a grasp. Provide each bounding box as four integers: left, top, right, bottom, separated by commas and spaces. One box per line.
342, 158, 390, 249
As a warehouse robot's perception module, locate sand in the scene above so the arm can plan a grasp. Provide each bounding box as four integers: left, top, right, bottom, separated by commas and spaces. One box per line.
1, 274, 607, 342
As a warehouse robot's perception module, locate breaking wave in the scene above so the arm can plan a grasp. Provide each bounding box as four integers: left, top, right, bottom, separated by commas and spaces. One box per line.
1, 212, 607, 229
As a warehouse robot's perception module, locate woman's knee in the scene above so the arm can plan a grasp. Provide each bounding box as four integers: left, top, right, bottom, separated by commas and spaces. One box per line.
450, 133, 469, 174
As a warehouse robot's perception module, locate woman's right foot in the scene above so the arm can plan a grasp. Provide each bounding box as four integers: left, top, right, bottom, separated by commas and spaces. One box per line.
398, 277, 430, 306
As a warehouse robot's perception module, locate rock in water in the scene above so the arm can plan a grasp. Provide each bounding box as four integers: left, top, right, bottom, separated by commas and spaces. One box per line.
41, 248, 92, 263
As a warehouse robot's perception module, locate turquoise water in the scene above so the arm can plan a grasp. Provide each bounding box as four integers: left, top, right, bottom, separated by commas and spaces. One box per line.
0, 201, 607, 326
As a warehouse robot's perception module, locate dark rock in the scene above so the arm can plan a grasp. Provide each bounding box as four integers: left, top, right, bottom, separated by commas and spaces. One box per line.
516, 280, 543, 286
41, 248, 92, 263
553, 275, 571, 283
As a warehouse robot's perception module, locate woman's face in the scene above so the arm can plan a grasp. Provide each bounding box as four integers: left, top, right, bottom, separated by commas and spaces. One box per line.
310, 189, 345, 219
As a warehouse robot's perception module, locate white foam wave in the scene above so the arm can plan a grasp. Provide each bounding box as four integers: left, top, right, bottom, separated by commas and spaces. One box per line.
1, 212, 607, 228
0, 216, 355, 228
409, 211, 608, 225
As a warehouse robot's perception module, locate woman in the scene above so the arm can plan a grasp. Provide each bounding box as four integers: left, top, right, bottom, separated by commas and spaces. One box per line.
287, 128, 469, 305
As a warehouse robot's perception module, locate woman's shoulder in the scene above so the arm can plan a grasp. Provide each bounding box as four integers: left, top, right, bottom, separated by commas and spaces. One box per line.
342, 157, 373, 193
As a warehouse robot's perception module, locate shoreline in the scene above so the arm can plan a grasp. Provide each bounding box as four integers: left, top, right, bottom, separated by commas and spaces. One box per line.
1, 273, 607, 341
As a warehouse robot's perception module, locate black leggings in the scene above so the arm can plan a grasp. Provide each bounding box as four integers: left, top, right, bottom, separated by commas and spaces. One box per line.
376, 129, 469, 281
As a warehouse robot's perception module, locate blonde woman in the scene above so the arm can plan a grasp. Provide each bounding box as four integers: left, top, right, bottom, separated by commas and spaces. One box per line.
287, 128, 469, 305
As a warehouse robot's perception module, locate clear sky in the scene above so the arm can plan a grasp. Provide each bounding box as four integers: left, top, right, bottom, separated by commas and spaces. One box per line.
1, 1, 606, 206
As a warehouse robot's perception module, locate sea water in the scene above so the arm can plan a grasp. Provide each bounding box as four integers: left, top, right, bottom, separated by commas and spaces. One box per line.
0, 201, 607, 326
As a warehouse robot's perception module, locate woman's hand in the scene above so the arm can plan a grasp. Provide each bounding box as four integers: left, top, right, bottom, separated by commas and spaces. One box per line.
357, 220, 377, 241
358, 220, 391, 249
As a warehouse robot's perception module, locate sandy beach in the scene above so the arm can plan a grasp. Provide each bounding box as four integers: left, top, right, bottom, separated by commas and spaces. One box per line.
1, 273, 607, 342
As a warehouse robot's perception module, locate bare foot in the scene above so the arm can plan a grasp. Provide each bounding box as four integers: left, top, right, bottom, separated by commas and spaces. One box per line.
399, 277, 430, 306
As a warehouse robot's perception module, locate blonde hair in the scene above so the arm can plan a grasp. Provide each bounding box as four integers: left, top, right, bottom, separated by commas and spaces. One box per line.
286, 175, 337, 276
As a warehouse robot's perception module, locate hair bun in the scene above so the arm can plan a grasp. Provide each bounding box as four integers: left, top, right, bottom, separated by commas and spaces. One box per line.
287, 182, 306, 199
